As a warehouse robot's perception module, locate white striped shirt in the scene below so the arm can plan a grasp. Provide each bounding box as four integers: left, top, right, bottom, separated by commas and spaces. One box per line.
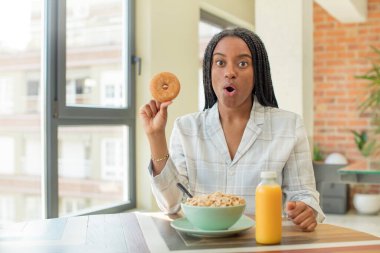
149, 98, 325, 222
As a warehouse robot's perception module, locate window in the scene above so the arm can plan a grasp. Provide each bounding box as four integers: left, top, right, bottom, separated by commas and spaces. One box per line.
59, 136, 90, 179
101, 137, 125, 180
0, 0, 43, 225
65, 0, 126, 108
60, 197, 86, 215
25, 196, 41, 220
0, 196, 14, 225
101, 70, 123, 106
66, 77, 91, 105
0, 137, 15, 174
0, 0, 135, 225
23, 137, 41, 175
26, 79, 40, 113
0, 78, 14, 114
27, 80, 40, 96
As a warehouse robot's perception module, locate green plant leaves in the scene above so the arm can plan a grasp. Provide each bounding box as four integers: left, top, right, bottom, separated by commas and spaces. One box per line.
351, 130, 376, 157
313, 144, 323, 161
362, 140, 376, 157
356, 47, 380, 114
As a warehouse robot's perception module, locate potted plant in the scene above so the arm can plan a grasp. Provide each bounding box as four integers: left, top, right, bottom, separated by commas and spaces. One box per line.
313, 144, 324, 162
312, 144, 349, 214
351, 49, 380, 214
351, 130, 376, 158
355, 46, 380, 167
356, 46, 380, 131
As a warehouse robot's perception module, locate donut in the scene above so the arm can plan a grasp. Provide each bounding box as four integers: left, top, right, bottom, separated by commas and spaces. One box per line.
150, 72, 180, 102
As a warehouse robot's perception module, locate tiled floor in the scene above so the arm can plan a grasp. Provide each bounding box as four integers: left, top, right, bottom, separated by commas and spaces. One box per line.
324, 209, 380, 237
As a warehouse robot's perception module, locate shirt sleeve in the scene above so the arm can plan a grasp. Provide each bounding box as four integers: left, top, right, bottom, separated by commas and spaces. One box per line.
149, 118, 189, 214
282, 115, 326, 223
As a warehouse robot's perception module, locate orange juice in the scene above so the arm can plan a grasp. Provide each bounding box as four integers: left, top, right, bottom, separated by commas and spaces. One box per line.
255, 171, 282, 244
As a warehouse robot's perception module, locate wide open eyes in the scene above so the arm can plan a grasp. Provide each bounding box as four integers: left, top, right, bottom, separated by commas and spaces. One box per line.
215, 59, 225, 67
238, 61, 249, 68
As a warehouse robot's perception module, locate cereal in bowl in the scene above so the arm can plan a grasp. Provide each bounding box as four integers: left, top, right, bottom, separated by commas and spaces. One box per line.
185, 192, 245, 207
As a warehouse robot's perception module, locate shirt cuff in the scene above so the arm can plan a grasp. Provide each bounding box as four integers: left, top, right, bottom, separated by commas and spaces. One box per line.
148, 158, 178, 191
299, 198, 326, 223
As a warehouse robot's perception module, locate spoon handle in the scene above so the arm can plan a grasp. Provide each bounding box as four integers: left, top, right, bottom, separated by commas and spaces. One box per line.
176, 183, 193, 198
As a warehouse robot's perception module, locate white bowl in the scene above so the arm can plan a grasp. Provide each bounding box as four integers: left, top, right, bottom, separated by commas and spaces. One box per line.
324, 153, 348, 165
353, 193, 380, 215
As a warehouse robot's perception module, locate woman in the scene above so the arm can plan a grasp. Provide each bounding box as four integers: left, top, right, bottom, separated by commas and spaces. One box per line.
139, 27, 324, 232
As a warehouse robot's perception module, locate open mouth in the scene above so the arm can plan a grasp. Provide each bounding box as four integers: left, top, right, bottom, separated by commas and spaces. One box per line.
226, 86, 235, 92
224, 85, 236, 96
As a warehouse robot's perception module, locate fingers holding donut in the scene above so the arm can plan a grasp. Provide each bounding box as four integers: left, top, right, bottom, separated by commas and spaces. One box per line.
139, 99, 172, 135
148, 100, 159, 117
158, 100, 172, 118
139, 100, 155, 120
150, 72, 180, 102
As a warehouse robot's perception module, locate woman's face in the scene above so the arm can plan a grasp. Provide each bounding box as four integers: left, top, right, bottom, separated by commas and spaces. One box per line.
211, 36, 254, 109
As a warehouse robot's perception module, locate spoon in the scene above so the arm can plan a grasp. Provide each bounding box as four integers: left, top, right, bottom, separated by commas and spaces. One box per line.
176, 183, 193, 198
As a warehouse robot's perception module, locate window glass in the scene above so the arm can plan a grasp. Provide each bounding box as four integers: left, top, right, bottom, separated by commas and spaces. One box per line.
0, 137, 15, 174
0, 196, 14, 225
66, 0, 126, 108
58, 125, 128, 216
0, 0, 134, 224
0, 0, 42, 225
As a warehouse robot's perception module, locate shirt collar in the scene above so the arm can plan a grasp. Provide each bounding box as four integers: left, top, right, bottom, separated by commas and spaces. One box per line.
206, 95, 265, 127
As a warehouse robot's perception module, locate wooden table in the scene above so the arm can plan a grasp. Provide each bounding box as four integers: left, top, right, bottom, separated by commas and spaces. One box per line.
0, 212, 379, 253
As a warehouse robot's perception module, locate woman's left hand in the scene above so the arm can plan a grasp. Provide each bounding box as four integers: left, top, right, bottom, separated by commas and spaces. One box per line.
286, 201, 317, 232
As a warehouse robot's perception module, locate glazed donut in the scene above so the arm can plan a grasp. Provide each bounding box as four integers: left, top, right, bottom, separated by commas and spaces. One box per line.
150, 72, 180, 102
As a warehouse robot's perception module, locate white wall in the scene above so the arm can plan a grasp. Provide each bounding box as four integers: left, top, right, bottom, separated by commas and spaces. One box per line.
135, 0, 255, 211
255, 0, 314, 138
200, 0, 255, 29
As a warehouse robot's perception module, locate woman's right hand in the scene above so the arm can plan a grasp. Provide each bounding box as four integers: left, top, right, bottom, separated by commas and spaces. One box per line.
139, 99, 172, 175
139, 99, 172, 136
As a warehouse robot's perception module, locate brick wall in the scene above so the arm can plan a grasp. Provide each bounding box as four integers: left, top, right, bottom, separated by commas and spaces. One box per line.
313, 0, 380, 165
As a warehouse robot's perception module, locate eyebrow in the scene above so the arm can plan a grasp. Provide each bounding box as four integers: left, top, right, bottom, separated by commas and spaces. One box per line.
213, 52, 252, 58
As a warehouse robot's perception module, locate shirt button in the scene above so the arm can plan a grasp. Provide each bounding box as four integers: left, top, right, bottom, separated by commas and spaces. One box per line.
229, 170, 235, 176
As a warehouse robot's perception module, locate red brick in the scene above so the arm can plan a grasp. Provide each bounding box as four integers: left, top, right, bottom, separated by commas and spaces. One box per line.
314, 0, 380, 174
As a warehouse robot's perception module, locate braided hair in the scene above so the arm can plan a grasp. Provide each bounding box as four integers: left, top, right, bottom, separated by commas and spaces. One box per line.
202, 27, 278, 110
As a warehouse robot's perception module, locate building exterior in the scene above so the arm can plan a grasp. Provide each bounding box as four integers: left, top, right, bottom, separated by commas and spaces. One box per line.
0, 0, 127, 225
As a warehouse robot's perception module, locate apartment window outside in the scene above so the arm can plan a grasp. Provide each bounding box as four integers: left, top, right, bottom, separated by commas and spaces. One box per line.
27, 80, 39, 97
60, 198, 86, 215
0, 196, 14, 225
26, 79, 40, 113
101, 70, 123, 107
0, 78, 14, 114
25, 196, 41, 220
0, 137, 15, 175
0, 0, 135, 225
66, 0, 126, 108
58, 125, 128, 216
101, 138, 125, 181
23, 137, 41, 175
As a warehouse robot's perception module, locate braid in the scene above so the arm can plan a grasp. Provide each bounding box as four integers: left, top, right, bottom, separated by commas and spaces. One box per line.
202, 27, 278, 110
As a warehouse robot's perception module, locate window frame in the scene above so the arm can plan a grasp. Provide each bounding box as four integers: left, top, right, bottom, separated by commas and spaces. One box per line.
43, 0, 136, 218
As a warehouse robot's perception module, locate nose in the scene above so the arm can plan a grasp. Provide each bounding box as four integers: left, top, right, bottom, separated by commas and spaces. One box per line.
224, 65, 236, 79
